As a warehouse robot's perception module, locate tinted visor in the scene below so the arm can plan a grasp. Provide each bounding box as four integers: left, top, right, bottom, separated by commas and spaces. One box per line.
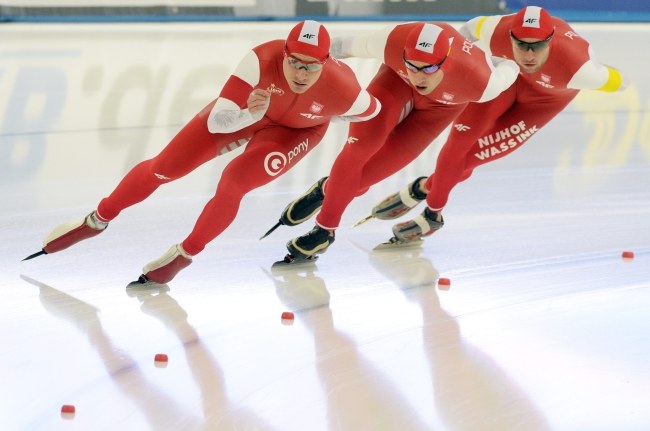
509, 30, 554, 52
402, 53, 447, 74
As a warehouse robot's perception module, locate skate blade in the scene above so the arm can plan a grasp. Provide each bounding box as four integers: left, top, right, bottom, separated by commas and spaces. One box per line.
126, 283, 170, 299
352, 214, 374, 227
373, 237, 423, 251
272, 254, 319, 269
259, 221, 282, 240
126, 274, 169, 290
22, 249, 47, 261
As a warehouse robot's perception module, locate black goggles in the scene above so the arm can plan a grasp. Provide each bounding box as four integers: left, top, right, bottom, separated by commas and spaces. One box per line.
403, 53, 447, 74
509, 30, 554, 52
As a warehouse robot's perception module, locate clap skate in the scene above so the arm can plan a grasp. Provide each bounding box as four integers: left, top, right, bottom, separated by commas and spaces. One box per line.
260, 177, 327, 239
375, 207, 444, 250
353, 176, 427, 227
127, 244, 192, 288
23, 211, 109, 261
272, 253, 319, 268
272, 225, 334, 268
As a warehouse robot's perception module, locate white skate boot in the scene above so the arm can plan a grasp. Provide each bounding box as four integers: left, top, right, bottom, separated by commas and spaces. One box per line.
23, 211, 109, 260
127, 244, 192, 287
353, 176, 427, 227
375, 207, 444, 250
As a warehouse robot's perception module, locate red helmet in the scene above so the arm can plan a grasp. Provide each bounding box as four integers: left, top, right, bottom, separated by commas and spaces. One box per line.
403, 23, 451, 65
510, 6, 554, 40
286, 20, 330, 62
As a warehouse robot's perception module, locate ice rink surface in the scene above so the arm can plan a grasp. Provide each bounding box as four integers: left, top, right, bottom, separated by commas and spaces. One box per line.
1, 21, 649, 430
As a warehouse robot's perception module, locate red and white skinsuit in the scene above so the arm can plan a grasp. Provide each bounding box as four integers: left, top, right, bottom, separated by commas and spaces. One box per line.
424, 14, 628, 212
95, 39, 379, 256
313, 22, 519, 230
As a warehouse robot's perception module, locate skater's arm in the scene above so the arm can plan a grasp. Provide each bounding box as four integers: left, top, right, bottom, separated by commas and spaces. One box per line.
459, 15, 501, 48
334, 90, 381, 123
476, 55, 519, 103
330, 25, 393, 60
568, 59, 629, 92
207, 50, 268, 133
458, 16, 487, 42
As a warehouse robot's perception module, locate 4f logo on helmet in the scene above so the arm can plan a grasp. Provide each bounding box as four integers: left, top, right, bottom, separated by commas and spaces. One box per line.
524, 18, 538, 24
302, 33, 316, 39
418, 42, 432, 49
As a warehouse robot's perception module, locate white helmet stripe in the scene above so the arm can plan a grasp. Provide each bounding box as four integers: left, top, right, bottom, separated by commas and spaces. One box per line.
521, 6, 543, 29
415, 23, 443, 54
298, 20, 321, 47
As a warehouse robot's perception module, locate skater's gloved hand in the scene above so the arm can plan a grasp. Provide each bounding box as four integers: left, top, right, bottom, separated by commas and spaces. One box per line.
330, 36, 353, 59
248, 89, 270, 121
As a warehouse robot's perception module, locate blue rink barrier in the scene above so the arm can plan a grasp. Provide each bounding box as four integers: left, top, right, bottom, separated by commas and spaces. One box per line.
505, 0, 649, 12
2, 12, 650, 23
2, 1, 650, 23
502, 0, 650, 21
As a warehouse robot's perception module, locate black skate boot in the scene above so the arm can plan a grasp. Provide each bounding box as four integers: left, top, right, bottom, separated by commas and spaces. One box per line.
281, 177, 327, 226
285, 225, 335, 260
353, 176, 427, 227
260, 177, 327, 239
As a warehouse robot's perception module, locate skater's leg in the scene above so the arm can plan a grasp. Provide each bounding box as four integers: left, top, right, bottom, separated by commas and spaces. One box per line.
313, 65, 414, 230
134, 124, 327, 285
364, 88, 516, 226
356, 101, 467, 191
425, 92, 573, 211
181, 125, 327, 255
97, 114, 220, 220
35, 111, 247, 259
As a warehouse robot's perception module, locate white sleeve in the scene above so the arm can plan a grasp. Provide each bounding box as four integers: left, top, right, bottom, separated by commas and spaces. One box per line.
476, 54, 520, 103
460, 15, 502, 55
336, 91, 381, 122
231, 49, 261, 88
207, 98, 258, 134
206, 50, 263, 134
459, 16, 484, 42
567, 48, 629, 92
332, 25, 394, 60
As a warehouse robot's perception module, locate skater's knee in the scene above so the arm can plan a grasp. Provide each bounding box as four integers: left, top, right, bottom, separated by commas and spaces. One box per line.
355, 186, 370, 197
143, 159, 177, 183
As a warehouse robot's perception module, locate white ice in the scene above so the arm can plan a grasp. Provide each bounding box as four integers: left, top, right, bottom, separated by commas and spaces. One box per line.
1, 22, 649, 431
